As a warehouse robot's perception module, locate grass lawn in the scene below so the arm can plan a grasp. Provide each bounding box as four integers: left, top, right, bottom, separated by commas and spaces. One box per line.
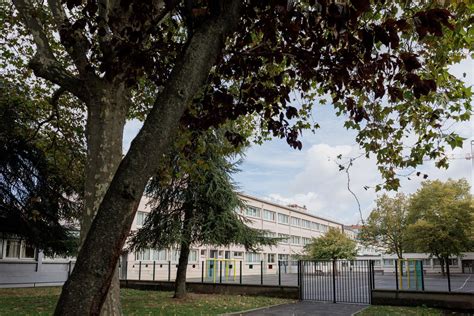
357, 305, 458, 316
0, 287, 294, 315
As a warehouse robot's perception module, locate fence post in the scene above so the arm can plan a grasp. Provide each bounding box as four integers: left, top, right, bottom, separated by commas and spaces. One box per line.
201, 261, 204, 283
168, 260, 171, 282
239, 261, 242, 284
153, 261, 156, 281
446, 258, 451, 292
138, 261, 142, 281
297, 261, 300, 287
219, 261, 223, 283
278, 260, 281, 286
332, 259, 337, 303
298, 261, 302, 300
395, 260, 399, 291
420, 261, 425, 291
260, 260, 264, 285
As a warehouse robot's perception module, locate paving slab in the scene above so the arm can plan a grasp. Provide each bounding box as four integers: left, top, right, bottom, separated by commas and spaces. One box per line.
234, 301, 368, 316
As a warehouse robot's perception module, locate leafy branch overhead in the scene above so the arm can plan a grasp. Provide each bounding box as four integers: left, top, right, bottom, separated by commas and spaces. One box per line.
2, 1, 472, 192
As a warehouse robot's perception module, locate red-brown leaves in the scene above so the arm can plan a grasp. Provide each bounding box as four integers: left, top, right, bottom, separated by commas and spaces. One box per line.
414, 8, 453, 39
400, 52, 422, 72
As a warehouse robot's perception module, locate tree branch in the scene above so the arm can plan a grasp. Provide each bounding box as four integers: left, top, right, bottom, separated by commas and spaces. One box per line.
47, 0, 92, 77
13, 0, 85, 98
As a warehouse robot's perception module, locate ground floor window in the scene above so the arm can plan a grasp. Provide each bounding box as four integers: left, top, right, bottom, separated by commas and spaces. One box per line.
188, 250, 198, 263
267, 253, 275, 263
246, 252, 260, 263
152, 249, 167, 261
383, 259, 395, 267
233, 251, 243, 258
135, 248, 151, 261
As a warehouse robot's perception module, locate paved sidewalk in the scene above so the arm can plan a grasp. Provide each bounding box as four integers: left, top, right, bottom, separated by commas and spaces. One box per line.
236, 301, 368, 316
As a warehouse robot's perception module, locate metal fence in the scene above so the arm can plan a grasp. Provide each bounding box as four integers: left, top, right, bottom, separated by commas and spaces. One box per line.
299, 260, 374, 304
373, 259, 474, 293
120, 260, 299, 287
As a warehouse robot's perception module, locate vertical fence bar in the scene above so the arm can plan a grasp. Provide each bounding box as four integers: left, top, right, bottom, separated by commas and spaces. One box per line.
168, 260, 171, 281
152, 261, 156, 281
239, 261, 242, 284
297, 261, 300, 287
138, 261, 142, 280
420, 261, 425, 291
298, 261, 303, 300
332, 259, 336, 303
278, 261, 281, 286
395, 260, 399, 291
219, 261, 222, 284
446, 258, 451, 292
260, 260, 263, 285
201, 261, 204, 283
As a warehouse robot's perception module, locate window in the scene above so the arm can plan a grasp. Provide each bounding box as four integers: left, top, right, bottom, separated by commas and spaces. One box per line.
245, 206, 260, 218
21, 243, 35, 259
135, 248, 151, 261
302, 237, 312, 245
210, 250, 218, 258
171, 249, 180, 262
312, 222, 320, 231
188, 250, 198, 262
383, 259, 395, 266
302, 219, 311, 229
374, 260, 381, 267
290, 217, 300, 226
278, 254, 289, 262
278, 213, 289, 224
320, 224, 328, 232
152, 249, 167, 261
233, 251, 243, 257
136, 211, 147, 226
263, 209, 276, 221
290, 235, 301, 245
200, 249, 207, 257
449, 258, 458, 266
264, 231, 276, 238
267, 253, 276, 263
278, 233, 289, 244
246, 252, 261, 263
5, 240, 21, 258
422, 259, 431, 267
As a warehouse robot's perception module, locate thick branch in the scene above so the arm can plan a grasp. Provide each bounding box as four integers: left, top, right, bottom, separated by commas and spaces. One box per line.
54, 1, 242, 314
47, 0, 92, 76
13, 0, 84, 98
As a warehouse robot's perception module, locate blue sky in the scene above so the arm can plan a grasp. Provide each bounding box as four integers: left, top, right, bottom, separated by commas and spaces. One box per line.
124, 58, 473, 225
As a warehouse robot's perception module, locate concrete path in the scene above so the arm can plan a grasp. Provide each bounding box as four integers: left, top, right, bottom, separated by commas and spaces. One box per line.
235, 301, 368, 316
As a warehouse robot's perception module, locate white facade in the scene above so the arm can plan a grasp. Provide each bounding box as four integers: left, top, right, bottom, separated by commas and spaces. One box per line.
123, 193, 345, 280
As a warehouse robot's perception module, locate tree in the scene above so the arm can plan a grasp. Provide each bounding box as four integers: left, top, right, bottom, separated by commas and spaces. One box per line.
359, 193, 410, 259
130, 129, 276, 298
0, 81, 84, 255
304, 228, 357, 260
2, 0, 473, 313
406, 179, 474, 275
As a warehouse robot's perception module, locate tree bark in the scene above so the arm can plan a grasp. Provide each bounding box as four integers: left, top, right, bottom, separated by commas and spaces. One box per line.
54, 3, 241, 315
82, 87, 128, 316
174, 207, 193, 299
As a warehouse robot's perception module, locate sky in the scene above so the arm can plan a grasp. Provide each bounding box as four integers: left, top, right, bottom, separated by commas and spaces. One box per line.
124, 58, 474, 226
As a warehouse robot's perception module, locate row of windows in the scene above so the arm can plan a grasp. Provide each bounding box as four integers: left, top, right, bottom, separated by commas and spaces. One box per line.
245, 207, 329, 232
135, 249, 198, 263
277, 234, 313, 246
0, 239, 36, 260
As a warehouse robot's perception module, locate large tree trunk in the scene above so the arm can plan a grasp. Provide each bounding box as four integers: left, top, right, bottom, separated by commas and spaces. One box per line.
54, 3, 241, 315
174, 208, 193, 299
81, 88, 127, 316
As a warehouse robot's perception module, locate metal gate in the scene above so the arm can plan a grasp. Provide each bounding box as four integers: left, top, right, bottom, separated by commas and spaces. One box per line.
299, 260, 374, 304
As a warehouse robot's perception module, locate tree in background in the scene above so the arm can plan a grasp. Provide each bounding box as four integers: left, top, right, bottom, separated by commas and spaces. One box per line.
359, 193, 410, 259
130, 129, 276, 298
0, 82, 84, 255
406, 179, 474, 276
304, 228, 357, 260
3, 0, 473, 312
